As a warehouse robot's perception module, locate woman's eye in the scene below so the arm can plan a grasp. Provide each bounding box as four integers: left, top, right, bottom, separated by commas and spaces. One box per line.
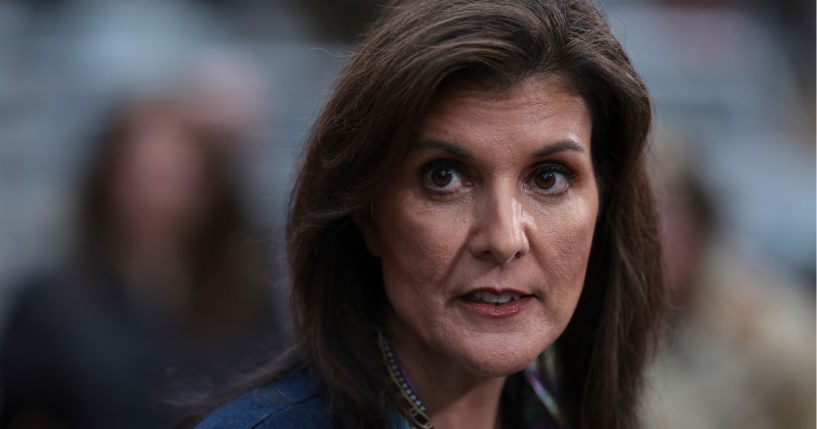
424, 165, 464, 191
531, 167, 571, 194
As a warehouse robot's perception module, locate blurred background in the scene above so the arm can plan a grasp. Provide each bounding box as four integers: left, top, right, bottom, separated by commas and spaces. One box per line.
0, 0, 812, 428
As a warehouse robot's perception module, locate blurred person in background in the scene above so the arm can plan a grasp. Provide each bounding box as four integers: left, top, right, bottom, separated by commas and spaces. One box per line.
639, 144, 815, 429
0, 96, 285, 429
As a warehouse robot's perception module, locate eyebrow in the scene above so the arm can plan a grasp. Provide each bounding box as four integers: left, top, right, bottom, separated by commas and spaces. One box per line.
415, 139, 475, 160
415, 139, 585, 159
531, 140, 585, 157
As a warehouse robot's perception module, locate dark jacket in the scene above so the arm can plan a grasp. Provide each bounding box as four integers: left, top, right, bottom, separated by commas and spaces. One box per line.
195, 370, 332, 428
194, 367, 563, 429
0, 269, 283, 429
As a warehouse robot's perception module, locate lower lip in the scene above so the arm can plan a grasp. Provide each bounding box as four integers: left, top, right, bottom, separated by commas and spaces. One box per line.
458, 296, 533, 319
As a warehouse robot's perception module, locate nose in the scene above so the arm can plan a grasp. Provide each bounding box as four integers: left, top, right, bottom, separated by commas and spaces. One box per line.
468, 185, 531, 264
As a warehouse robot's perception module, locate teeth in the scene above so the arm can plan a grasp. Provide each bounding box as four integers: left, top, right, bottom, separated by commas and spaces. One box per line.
467, 291, 524, 305
482, 292, 499, 304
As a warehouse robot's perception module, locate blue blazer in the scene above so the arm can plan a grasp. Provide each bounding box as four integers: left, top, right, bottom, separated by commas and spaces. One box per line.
195, 371, 332, 429
195, 371, 413, 429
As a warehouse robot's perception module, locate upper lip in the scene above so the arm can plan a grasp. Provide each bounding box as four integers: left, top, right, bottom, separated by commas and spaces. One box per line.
458, 287, 534, 298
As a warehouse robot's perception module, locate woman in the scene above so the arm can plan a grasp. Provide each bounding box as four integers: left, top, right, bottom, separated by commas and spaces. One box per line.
195, 0, 663, 428
1, 98, 281, 429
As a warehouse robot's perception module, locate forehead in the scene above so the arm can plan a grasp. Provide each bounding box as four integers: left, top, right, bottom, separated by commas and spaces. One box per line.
417, 75, 592, 155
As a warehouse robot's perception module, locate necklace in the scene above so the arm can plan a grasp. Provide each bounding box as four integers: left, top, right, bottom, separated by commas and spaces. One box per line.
377, 330, 563, 429
378, 330, 434, 429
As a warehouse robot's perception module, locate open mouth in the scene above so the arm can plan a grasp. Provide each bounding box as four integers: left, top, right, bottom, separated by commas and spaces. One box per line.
461, 290, 532, 305
458, 289, 534, 318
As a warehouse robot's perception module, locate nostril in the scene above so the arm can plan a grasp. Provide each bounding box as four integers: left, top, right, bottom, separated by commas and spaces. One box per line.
502, 248, 525, 264
473, 239, 526, 265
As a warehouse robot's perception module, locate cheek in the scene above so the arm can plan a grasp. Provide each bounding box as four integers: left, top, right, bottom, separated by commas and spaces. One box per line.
532, 198, 598, 320
374, 191, 468, 298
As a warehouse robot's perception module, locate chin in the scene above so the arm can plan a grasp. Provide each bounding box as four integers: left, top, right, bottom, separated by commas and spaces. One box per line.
452, 331, 550, 378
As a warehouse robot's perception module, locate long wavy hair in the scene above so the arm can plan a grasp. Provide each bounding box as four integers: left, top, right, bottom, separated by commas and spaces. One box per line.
228, 1, 663, 428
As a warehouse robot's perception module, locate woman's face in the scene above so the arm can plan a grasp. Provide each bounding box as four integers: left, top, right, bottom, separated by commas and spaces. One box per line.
362, 75, 598, 377
110, 114, 209, 246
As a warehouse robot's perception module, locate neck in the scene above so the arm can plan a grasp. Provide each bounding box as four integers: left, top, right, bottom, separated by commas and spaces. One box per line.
386, 316, 507, 429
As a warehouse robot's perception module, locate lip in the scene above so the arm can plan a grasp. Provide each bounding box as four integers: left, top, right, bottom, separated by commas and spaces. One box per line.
457, 287, 535, 319
458, 296, 534, 319
460, 287, 532, 297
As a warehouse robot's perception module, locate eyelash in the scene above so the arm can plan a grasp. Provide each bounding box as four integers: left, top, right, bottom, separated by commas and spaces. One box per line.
419, 160, 575, 198
421, 160, 471, 197
525, 164, 575, 197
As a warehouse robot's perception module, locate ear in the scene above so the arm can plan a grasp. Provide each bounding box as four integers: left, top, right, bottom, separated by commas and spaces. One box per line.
354, 210, 382, 257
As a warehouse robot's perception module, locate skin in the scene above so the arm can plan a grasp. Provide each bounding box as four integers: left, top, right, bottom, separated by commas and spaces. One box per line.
110, 115, 209, 253
359, 75, 599, 428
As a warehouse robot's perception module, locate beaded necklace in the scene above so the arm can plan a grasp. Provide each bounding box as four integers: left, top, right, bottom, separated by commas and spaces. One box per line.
378, 330, 434, 429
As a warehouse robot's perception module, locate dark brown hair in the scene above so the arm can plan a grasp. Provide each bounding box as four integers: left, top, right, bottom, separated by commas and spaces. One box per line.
285, 0, 664, 428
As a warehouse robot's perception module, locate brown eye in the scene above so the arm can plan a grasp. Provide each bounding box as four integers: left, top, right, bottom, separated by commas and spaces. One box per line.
530, 166, 570, 195
535, 172, 557, 189
423, 164, 465, 192
430, 167, 454, 187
